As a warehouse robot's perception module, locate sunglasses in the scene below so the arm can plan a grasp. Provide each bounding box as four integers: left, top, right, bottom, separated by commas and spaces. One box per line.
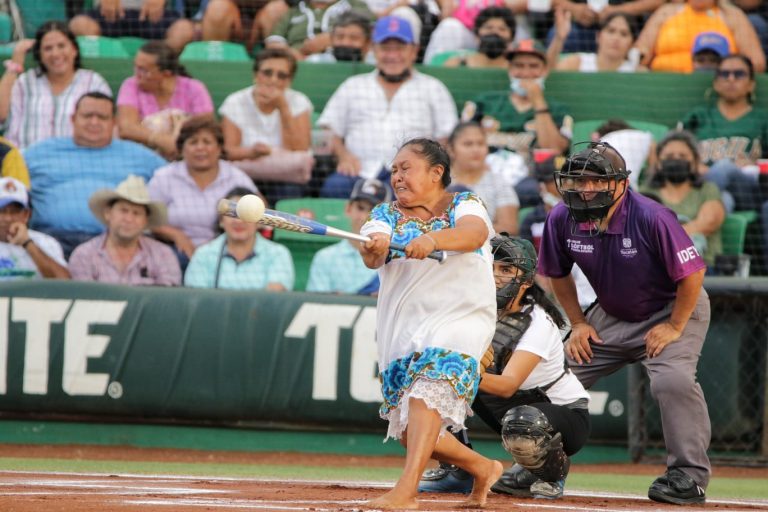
716, 69, 749, 80
259, 68, 291, 80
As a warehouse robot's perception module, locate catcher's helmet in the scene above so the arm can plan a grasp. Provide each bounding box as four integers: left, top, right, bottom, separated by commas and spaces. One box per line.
491, 234, 537, 309
556, 141, 630, 235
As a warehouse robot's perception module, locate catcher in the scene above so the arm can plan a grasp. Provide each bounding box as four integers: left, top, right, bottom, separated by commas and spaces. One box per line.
419, 234, 591, 499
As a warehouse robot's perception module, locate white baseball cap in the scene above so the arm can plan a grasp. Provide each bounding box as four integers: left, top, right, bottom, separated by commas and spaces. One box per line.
0, 177, 29, 209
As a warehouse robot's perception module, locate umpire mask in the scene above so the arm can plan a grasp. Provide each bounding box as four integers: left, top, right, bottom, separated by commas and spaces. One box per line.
491, 233, 537, 310
556, 141, 630, 236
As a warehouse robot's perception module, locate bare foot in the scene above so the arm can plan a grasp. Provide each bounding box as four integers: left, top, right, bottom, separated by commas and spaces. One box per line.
365, 489, 419, 510
461, 460, 504, 508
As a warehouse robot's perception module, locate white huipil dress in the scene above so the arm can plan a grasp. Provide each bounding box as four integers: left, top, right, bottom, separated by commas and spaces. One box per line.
360, 192, 497, 439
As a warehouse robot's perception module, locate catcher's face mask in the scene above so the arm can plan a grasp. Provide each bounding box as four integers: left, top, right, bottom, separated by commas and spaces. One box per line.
556, 142, 630, 236
491, 234, 536, 309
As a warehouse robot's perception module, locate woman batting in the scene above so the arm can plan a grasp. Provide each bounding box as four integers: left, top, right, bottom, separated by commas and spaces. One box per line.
359, 138, 502, 509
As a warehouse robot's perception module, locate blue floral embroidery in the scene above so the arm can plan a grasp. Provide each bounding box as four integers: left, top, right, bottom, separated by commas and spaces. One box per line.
379, 347, 480, 417
368, 193, 485, 261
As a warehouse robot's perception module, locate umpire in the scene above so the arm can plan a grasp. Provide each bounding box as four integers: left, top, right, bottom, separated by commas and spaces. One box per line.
538, 142, 711, 505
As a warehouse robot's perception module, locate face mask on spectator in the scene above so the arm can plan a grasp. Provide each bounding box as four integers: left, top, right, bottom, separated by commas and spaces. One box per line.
510, 77, 545, 97
478, 34, 507, 59
379, 68, 411, 83
659, 159, 693, 184
333, 46, 364, 62
541, 190, 561, 208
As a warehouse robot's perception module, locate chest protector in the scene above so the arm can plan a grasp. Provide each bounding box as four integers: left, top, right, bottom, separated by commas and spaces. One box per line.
491, 304, 533, 373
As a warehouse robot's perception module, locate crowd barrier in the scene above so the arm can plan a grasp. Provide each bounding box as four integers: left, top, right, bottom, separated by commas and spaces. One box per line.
0, 279, 765, 461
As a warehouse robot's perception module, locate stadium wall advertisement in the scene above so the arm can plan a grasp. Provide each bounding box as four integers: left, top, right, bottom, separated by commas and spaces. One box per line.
0, 280, 765, 455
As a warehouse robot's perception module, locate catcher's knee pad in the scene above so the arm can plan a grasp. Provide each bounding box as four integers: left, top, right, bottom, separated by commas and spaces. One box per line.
501, 405, 569, 481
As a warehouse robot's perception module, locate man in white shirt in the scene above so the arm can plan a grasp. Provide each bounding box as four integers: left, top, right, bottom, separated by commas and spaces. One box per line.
0, 177, 69, 281
317, 15, 458, 198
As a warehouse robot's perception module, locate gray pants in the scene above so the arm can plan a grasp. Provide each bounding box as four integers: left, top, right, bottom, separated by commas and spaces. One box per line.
569, 289, 712, 488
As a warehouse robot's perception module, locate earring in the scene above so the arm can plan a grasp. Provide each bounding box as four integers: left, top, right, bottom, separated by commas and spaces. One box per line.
749, 90, 756, 103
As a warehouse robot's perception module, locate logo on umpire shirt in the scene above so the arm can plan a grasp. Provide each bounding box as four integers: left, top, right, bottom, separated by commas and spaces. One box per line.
566, 238, 594, 254
620, 237, 637, 258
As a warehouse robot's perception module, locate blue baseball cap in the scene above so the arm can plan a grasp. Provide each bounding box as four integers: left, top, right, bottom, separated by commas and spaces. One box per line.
692, 32, 730, 57
373, 16, 414, 44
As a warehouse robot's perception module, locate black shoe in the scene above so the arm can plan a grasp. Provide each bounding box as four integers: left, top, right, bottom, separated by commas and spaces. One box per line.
648, 468, 706, 505
418, 463, 474, 494
490, 463, 537, 497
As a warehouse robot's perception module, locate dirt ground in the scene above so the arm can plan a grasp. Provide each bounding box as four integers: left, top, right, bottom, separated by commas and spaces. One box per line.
0, 445, 767, 512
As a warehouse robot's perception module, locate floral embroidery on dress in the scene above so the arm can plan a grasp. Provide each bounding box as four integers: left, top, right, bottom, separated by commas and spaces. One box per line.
379, 346, 480, 418
367, 192, 485, 261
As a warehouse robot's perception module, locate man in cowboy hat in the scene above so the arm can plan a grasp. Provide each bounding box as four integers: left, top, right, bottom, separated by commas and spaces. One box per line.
69, 175, 181, 286
0, 177, 69, 281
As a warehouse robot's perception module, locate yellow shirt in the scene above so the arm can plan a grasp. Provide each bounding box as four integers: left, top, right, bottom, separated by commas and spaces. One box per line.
653, 4, 736, 73
0, 136, 29, 187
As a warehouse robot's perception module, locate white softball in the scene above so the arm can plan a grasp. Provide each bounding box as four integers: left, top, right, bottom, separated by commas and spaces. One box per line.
236, 194, 266, 223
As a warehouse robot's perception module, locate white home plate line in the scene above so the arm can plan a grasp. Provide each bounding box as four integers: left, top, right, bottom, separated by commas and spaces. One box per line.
2, 471, 766, 508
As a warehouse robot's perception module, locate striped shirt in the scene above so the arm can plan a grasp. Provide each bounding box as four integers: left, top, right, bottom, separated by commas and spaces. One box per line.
6, 68, 112, 149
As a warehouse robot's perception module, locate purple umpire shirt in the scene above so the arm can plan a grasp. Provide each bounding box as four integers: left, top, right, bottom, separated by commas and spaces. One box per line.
538, 189, 706, 322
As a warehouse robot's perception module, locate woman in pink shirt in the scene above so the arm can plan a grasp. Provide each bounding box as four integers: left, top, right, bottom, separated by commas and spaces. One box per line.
117, 41, 214, 160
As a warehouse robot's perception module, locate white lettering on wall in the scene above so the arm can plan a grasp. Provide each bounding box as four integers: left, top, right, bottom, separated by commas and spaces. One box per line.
285, 303, 360, 400
0, 298, 8, 394
350, 306, 381, 403
63, 300, 126, 396
12, 298, 71, 395
0, 298, 126, 396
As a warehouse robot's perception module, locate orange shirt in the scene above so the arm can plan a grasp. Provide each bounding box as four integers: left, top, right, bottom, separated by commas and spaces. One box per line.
652, 4, 736, 73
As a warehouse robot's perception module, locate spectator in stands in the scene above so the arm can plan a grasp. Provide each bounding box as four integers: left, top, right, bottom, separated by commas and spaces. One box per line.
537, 0, 664, 54
69, 0, 191, 52
264, 0, 373, 60
69, 175, 182, 285
681, 54, 768, 213
0, 137, 30, 187
306, 11, 375, 63
317, 15, 458, 198
436, 6, 516, 69
23, 92, 165, 259
447, 122, 520, 234
691, 32, 729, 72
0, 21, 112, 150
0, 177, 69, 281
307, 178, 389, 294
547, 10, 644, 72
219, 48, 314, 201
731, 0, 768, 58
117, 41, 214, 160
635, 0, 765, 73
149, 116, 257, 267
195, 0, 291, 51
185, 186, 294, 290
641, 131, 725, 268
465, 39, 572, 160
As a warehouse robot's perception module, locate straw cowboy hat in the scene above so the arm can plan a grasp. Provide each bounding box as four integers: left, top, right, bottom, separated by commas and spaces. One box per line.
88, 175, 167, 228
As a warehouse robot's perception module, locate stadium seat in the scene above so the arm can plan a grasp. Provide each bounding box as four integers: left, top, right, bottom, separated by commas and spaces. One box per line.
426, 49, 473, 67
76, 36, 130, 58
720, 213, 751, 256
119, 36, 147, 57
273, 198, 351, 243
17, 0, 66, 37
179, 41, 250, 62
272, 198, 350, 291
0, 12, 12, 44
